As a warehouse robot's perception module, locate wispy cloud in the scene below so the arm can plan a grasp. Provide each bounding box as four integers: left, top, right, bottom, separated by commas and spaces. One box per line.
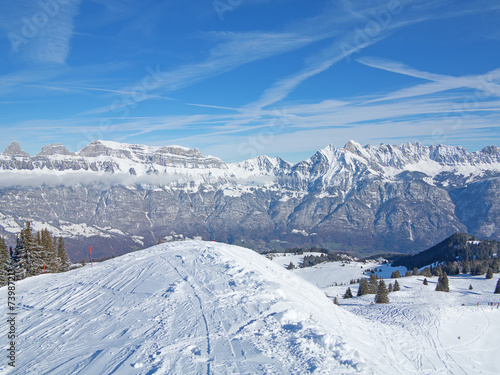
357, 57, 500, 102
0, 0, 82, 64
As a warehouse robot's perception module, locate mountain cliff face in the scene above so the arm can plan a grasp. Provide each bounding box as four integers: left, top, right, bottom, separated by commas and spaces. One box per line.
0, 140, 499, 261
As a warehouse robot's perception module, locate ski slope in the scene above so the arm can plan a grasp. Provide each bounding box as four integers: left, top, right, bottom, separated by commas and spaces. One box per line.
1, 241, 499, 374
0, 241, 406, 374
274, 254, 500, 375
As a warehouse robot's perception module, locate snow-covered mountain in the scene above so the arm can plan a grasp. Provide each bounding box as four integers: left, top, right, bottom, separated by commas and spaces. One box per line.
2, 241, 498, 374
1, 140, 499, 260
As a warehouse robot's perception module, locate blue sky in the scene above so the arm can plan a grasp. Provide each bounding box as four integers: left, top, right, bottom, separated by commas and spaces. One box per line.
0, 0, 499, 162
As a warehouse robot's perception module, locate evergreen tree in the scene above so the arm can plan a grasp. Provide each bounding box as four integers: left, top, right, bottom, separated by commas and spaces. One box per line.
393, 280, 400, 291
435, 272, 450, 292
388, 283, 393, 292
357, 279, 369, 296
492, 259, 499, 273
10, 237, 25, 280
57, 237, 70, 272
81, 258, 86, 267
412, 267, 419, 276
495, 279, 500, 294
40, 229, 57, 273
375, 279, 389, 304
469, 284, 473, 290
343, 287, 353, 299
0, 237, 9, 286
391, 270, 401, 278
18, 221, 43, 277
420, 267, 432, 277
423, 278, 428, 285
405, 270, 412, 277
432, 266, 443, 277
287, 262, 295, 270
486, 268, 494, 279
333, 297, 340, 306
368, 273, 378, 294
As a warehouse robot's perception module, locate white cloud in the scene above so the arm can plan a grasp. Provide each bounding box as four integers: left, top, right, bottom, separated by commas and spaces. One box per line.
0, 0, 82, 64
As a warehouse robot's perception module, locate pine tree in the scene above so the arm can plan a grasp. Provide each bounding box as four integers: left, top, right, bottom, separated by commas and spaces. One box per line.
57, 237, 70, 272
423, 278, 428, 285
388, 283, 393, 292
405, 270, 412, 277
368, 273, 378, 294
435, 272, 450, 292
393, 280, 400, 291
343, 287, 353, 299
0, 237, 9, 286
40, 229, 57, 273
375, 279, 389, 304
10, 237, 26, 280
287, 262, 295, 270
420, 267, 432, 277
412, 267, 419, 276
357, 279, 369, 296
469, 284, 473, 290
486, 268, 494, 279
432, 266, 443, 277
495, 279, 500, 294
391, 270, 401, 278
18, 221, 43, 277
492, 259, 499, 273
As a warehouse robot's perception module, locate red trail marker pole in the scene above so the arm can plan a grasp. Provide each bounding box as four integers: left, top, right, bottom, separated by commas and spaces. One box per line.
90, 246, 93, 268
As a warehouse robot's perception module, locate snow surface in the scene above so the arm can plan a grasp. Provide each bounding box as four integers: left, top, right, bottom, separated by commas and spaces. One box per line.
272, 254, 500, 375
1, 242, 499, 374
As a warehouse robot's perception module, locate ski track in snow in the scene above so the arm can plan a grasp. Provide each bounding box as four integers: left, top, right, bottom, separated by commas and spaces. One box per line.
288, 257, 500, 375
0, 241, 377, 374
1, 242, 499, 374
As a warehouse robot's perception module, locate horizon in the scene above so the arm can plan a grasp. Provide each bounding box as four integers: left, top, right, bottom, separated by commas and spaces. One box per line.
1, 0, 500, 162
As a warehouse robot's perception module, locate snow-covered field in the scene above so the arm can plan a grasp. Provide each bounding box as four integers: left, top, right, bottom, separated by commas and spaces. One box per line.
272, 253, 500, 375
1, 242, 499, 374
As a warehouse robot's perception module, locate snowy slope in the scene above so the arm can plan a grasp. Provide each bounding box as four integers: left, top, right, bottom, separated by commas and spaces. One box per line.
287, 259, 500, 375
2, 242, 500, 374
1, 241, 417, 375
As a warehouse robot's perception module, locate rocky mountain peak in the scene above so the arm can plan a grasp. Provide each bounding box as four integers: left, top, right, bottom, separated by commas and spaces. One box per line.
37, 143, 75, 156
3, 142, 30, 157
343, 140, 363, 154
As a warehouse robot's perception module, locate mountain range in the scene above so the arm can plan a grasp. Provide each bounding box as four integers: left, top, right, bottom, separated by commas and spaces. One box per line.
0, 140, 499, 261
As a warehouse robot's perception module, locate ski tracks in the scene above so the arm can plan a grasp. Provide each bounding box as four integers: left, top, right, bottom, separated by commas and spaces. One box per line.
166, 251, 243, 375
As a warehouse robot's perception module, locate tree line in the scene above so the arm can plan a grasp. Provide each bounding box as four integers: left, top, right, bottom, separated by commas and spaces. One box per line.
0, 221, 71, 285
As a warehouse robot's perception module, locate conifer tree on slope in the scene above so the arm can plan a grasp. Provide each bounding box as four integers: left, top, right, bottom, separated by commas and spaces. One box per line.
375, 279, 389, 304
343, 287, 353, 299
12, 235, 28, 280
27, 224, 45, 276
40, 228, 57, 273
18, 221, 44, 277
0, 237, 9, 286
435, 272, 450, 292
357, 279, 369, 297
393, 280, 400, 291
486, 268, 494, 279
57, 237, 70, 272
368, 273, 378, 294
495, 279, 500, 294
